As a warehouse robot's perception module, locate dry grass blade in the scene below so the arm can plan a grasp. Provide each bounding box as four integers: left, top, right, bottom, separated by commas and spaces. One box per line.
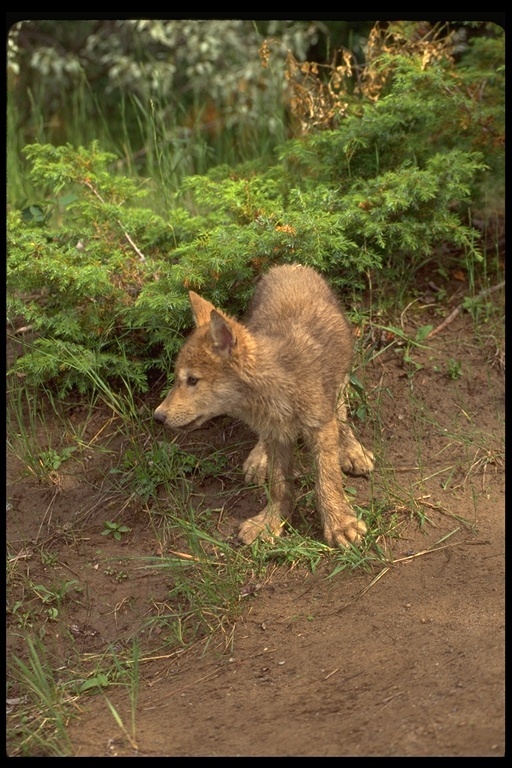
391, 528, 461, 563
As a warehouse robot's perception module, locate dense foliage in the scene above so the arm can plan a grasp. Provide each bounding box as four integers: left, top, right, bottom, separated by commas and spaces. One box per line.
7, 21, 504, 396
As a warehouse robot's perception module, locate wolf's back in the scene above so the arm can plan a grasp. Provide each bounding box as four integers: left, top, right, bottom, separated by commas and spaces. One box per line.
247, 264, 353, 366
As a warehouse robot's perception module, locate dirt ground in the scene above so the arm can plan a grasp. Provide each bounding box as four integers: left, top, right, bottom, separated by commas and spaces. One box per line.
7, 284, 505, 757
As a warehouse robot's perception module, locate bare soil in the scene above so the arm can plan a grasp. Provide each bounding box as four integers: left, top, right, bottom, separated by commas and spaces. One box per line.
7, 287, 505, 757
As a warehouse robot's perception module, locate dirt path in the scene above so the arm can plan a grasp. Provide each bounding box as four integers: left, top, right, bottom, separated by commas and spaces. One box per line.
8, 305, 505, 757
67, 499, 504, 757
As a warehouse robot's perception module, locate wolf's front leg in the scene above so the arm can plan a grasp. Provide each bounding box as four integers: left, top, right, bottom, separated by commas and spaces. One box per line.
336, 388, 375, 476
310, 418, 367, 548
238, 439, 293, 544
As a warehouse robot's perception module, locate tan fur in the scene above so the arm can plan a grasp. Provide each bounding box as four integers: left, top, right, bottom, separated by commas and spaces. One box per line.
154, 264, 374, 548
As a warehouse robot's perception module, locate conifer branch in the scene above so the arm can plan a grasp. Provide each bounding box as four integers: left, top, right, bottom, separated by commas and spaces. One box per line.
83, 179, 146, 262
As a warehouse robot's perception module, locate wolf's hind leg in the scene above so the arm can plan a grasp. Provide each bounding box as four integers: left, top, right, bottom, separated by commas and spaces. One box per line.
243, 439, 268, 485
336, 382, 374, 476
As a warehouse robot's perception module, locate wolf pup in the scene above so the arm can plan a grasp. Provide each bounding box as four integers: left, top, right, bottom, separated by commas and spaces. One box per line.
154, 264, 374, 548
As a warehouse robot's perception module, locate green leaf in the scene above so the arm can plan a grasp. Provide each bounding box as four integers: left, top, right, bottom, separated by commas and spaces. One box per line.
415, 325, 434, 341
79, 673, 110, 692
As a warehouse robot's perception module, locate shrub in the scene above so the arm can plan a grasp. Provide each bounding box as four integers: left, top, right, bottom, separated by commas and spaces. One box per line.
7, 23, 503, 396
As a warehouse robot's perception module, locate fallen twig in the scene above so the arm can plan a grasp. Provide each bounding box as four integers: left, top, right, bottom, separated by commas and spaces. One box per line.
324, 667, 340, 680
427, 280, 504, 338
380, 691, 405, 706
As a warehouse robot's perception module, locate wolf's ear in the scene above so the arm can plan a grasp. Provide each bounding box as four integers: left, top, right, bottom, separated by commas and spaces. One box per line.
189, 291, 216, 327
209, 310, 236, 355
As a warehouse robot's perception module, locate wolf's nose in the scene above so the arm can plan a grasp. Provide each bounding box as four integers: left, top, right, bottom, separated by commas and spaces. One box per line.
153, 410, 166, 424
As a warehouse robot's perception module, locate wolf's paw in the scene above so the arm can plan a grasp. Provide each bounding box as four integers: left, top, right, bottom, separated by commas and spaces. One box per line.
341, 443, 375, 476
323, 514, 367, 548
238, 508, 284, 545
243, 441, 268, 485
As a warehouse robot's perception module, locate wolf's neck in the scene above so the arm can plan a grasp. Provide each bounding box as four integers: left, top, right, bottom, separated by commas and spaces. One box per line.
231, 341, 297, 438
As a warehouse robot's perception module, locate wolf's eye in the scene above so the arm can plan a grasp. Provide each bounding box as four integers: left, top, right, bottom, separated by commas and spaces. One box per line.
187, 375, 198, 386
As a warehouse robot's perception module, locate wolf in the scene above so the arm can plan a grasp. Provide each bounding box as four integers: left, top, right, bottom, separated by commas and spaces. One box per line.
154, 263, 374, 548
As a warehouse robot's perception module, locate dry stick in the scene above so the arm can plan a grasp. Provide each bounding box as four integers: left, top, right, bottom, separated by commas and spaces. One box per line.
83, 179, 146, 262
427, 280, 505, 339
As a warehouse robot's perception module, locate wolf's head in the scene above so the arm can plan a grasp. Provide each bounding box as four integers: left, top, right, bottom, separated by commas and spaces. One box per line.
154, 292, 254, 430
